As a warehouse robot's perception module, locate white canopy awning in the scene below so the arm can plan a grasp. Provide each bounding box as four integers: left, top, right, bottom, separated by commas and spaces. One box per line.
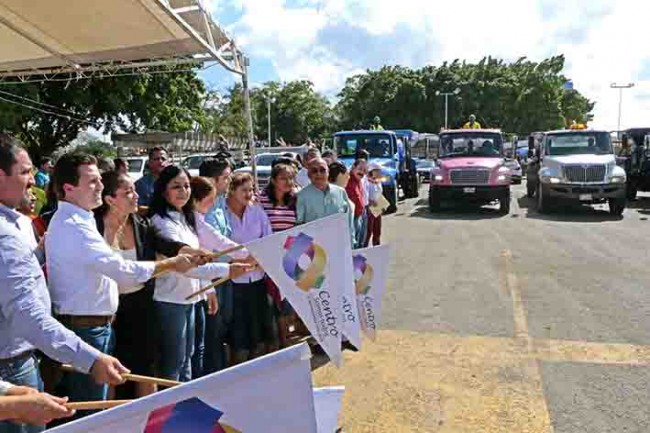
0, 0, 244, 79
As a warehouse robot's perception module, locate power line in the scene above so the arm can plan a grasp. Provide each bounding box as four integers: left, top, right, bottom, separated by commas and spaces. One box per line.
0, 88, 79, 114
0, 95, 94, 125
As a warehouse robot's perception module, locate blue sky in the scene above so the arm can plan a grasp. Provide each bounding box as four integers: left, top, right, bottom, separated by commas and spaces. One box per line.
199, 0, 650, 130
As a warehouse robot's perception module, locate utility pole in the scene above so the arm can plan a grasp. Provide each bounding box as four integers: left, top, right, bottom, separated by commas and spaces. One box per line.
611, 82, 634, 133
435, 88, 461, 129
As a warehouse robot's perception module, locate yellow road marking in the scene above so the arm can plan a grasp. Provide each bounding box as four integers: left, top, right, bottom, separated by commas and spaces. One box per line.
502, 250, 530, 342
314, 249, 650, 431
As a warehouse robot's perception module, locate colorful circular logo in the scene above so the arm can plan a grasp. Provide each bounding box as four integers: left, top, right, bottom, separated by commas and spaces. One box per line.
353, 255, 373, 295
283, 233, 327, 292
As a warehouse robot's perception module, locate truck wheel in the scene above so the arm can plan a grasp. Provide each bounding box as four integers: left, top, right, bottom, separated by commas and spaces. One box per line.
609, 198, 626, 216
537, 183, 551, 213
499, 191, 511, 215
384, 185, 398, 214
428, 188, 441, 212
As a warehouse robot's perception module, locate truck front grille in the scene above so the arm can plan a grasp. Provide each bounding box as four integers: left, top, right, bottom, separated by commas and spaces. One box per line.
563, 165, 606, 183
450, 169, 490, 185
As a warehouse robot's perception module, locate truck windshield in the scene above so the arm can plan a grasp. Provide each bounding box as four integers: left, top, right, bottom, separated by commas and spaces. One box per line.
545, 132, 612, 156
335, 134, 395, 158
439, 133, 503, 158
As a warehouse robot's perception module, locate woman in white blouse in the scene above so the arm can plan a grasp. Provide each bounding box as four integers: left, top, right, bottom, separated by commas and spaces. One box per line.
148, 166, 249, 381
190, 176, 252, 373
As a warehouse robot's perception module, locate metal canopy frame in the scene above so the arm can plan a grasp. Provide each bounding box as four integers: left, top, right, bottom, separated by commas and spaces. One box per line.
0, 0, 258, 180
0, 0, 244, 80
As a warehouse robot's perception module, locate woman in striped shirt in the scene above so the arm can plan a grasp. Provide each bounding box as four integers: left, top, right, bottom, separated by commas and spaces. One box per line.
257, 162, 300, 347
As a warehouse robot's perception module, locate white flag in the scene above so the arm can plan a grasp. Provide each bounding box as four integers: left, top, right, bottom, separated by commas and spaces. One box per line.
313, 387, 345, 433
45, 344, 317, 433
339, 219, 362, 351
353, 245, 391, 341
245, 214, 351, 366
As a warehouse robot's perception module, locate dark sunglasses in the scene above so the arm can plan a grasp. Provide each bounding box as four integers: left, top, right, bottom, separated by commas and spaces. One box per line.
308, 167, 327, 174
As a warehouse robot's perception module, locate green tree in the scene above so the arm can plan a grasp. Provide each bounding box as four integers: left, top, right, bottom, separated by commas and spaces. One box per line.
0, 67, 205, 160
336, 55, 594, 136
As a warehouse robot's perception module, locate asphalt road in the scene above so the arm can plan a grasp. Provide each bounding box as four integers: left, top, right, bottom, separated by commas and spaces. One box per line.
314, 180, 650, 433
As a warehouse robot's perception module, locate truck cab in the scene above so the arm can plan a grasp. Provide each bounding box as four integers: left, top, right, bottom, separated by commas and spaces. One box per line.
334, 130, 413, 213
618, 128, 650, 200
428, 129, 512, 214
527, 128, 627, 215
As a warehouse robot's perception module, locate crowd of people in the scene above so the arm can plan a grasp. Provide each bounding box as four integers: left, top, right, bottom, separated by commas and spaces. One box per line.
0, 133, 386, 431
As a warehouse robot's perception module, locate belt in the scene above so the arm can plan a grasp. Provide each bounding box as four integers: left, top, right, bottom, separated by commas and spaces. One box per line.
0, 350, 34, 365
57, 315, 115, 328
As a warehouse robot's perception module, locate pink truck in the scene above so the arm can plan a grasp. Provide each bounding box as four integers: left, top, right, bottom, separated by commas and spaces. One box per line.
429, 129, 512, 214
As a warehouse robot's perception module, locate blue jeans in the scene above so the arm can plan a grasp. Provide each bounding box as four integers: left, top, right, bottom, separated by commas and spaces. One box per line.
156, 302, 195, 382
204, 283, 233, 374
191, 301, 206, 379
63, 325, 114, 415
354, 214, 366, 249
0, 354, 43, 433
359, 207, 369, 247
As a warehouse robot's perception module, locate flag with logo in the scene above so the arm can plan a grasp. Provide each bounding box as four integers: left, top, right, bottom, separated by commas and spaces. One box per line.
45, 344, 317, 433
245, 213, 357, 366
313, 387, 345, 433
353, 245, 391, 341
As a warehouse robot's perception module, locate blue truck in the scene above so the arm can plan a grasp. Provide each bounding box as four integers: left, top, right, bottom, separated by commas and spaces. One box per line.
334, 129, 420, 213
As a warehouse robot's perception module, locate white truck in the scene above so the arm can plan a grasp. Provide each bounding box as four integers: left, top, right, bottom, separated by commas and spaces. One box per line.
527, 128, 627, 216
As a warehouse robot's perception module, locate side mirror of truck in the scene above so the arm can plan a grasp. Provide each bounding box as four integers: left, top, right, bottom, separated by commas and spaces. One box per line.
528, 136, 535, 151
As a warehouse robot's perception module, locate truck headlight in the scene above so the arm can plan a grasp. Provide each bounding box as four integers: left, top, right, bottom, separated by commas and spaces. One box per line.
541, 176, 561, 184
434, 174, 443, 182
609, 175, 626, 184
497, 175, 508, 181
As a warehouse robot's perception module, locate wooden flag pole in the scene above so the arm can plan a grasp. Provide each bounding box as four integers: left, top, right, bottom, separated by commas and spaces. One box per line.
185, 277, 230, 301
205, 244, 247, 260
60, 365, 181, 388
66, 400, 132, 411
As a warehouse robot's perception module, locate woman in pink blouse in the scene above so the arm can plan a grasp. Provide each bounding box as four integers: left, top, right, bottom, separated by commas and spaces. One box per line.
225, 173, 275, 364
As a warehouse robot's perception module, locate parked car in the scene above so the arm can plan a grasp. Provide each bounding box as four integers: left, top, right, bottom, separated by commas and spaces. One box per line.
235, 153, 297, 190
124, 156, 148, 182
416, 159, 434, 182
504, 159, 522, 184
181, 153, 214, 177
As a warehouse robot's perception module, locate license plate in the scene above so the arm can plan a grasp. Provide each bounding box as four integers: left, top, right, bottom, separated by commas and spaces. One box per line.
579, 194, 592, 201
463, 187, 476, 193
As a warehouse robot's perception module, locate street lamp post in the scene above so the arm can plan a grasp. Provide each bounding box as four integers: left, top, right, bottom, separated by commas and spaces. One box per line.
435, 88, 461, 129
266, 97, 275, 146
611, 82, 634, 133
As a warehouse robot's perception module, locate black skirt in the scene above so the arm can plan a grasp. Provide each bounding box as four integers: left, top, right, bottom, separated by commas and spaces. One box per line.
230, 279, 276, 352
113, 286, 158, 376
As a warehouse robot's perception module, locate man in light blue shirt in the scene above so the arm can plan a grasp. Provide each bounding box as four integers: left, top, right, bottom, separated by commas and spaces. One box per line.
0, 134, 129, 433
33, 157, 51, 190
296, 158, 355, 246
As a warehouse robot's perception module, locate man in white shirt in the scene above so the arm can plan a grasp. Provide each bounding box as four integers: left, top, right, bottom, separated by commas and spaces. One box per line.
295, 147, 321, 189
45, 152, 196, 412
0, 135, 140, 433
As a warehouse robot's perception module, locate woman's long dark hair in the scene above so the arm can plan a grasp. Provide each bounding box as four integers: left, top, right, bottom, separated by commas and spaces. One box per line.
149, 165, 196, 231
95, 170, 130, 219
265, 163, 297, 207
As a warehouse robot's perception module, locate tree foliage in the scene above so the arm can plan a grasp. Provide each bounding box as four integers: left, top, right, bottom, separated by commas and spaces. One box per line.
0, 55, 594, 157
203, 80, 334, 145
336, 55, 594, 135
0, 67, 205, 159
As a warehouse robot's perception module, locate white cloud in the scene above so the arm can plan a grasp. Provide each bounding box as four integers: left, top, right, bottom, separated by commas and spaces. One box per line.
214, 0, 650, 130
